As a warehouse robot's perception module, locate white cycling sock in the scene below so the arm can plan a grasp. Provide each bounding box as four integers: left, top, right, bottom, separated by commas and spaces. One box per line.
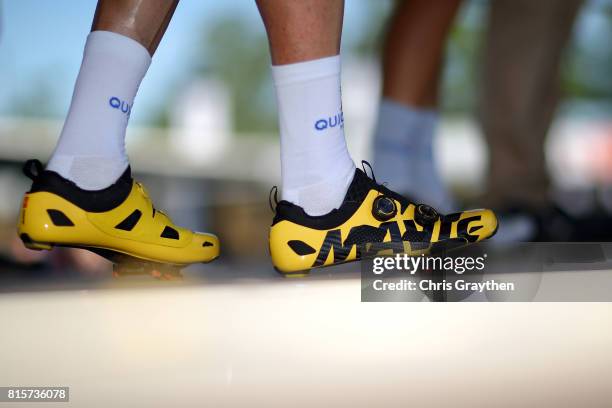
372, 98, 455, 212
272, 55, 356, 216
47, 31, 151, 190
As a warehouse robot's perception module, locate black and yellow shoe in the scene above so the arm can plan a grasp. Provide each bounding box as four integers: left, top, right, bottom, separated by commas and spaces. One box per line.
17, 160, 219, 277
269, 163, 498, 275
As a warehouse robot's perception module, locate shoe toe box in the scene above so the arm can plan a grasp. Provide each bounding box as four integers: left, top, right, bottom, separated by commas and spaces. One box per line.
453, 208, 498, 242
192, 231, 220, 262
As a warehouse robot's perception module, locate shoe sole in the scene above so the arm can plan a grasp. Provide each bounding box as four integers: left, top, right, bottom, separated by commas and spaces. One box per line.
19, 233, 219, 280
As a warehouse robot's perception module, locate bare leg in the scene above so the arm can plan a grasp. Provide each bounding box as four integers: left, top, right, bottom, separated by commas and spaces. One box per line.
256, 0, 343, 65
382, 0, 461, 107
92, 0, 179, 54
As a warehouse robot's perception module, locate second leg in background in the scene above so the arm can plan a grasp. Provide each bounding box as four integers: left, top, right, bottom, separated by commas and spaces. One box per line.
372, 0, 462, 213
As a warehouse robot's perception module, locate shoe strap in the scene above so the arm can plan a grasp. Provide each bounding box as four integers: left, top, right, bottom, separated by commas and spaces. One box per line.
23, 159, 44, 181
361, 160, 376, 184
269, 186, 279, 213
134, 181, 169, 220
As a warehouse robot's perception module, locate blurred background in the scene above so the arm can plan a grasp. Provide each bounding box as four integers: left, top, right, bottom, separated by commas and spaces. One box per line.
1, 0, 612, 279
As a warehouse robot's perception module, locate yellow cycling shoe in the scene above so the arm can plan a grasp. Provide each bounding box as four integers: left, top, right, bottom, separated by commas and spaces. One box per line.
17, 160, 219, 276
269, 162, 498, 275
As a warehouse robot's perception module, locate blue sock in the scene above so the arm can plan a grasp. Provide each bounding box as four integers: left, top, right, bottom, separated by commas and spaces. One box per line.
372, 99, 455, 212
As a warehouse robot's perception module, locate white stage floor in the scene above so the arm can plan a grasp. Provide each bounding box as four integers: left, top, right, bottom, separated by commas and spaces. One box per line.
1, 272, 611, 407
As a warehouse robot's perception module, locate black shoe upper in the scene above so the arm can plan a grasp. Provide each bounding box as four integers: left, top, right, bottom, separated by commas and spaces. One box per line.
272, 167, 421, 230
23, 159, 132, 213
497, 204, 612, 242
